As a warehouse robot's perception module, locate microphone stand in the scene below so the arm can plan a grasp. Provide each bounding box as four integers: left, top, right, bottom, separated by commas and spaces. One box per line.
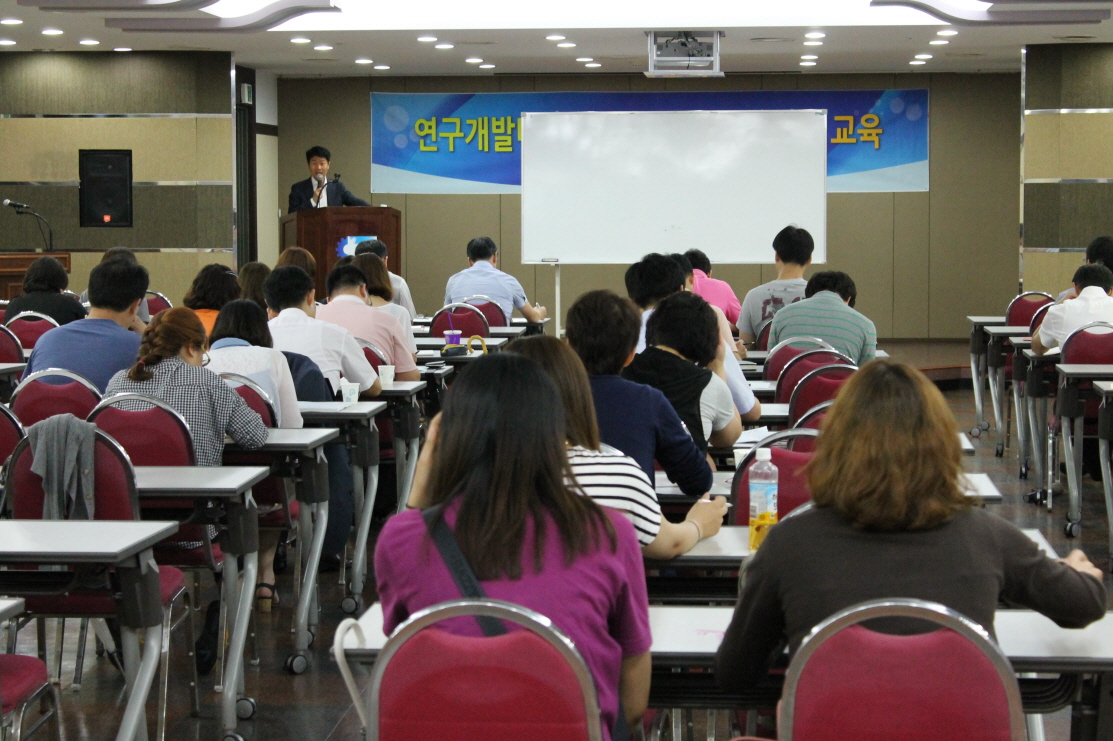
13, 207, 54, 252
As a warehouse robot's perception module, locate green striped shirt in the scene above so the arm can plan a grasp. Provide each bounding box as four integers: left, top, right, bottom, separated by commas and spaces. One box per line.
768, 291, 877, 365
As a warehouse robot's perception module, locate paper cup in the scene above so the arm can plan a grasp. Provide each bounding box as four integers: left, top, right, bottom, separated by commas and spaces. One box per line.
444, 329, 463, 345
341, 380, 360, 403
379, 365, 395, 389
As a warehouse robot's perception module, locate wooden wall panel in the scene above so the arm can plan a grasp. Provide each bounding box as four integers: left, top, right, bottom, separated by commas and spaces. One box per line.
893, 191, 931, 337
256, 133, 281, 266
1024, 183, 1059, 248
826, 192, 895, 338
1060, 113, 1113, 179
1023, 252, 1081, 297
1023, 114, 1059, 180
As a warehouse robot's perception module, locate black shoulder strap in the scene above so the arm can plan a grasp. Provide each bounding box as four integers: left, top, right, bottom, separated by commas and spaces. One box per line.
422, 506, 507, 637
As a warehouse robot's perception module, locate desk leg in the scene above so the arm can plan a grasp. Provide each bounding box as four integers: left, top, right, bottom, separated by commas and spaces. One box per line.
288, 452, 329, 674
1063, 415, 1084, 537
343, 463, 379, 615
116, 548, 163, 741
221, 495, 259, 736
1013, 377, 1030, 477
971, 351, 989, 435
989, 365, 1007, 457
1027, 392, 1046, 495
398, 437, 419, 511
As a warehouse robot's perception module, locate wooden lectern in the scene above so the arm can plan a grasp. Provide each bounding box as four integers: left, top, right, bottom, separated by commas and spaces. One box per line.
280, 207, 402, 299
0, 253, 71, 299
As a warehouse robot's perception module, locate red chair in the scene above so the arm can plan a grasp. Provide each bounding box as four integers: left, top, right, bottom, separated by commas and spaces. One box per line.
762, 337, 834, 381
0, 324, 24, 364
775, 349, 856, 404
756, 319, 773, 351
790, 400, 834, 453
218, 373, 277, 427
0, 403, 25, 467
780, 598, 1026, 741
11, 370, 102, 426
730, 429, 817, 526
462, 295, 508, 328
0, 653, 61, 741
1029, 303, 1051, 337
358, 339, 388, 371
1005, 291, 1053, 329
430, 303, 490, 339
341, 598, 604, 741
788, 365, 857, 426
5, 428, 197, 741
5, 312, 59, 350
146, 290, 173, 315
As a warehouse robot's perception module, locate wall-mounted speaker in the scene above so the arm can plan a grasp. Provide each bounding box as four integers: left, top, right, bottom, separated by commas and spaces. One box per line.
79, 149, 132, 228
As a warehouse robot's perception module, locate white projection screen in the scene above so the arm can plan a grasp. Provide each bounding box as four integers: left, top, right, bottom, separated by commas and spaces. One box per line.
520, 109, 827, 265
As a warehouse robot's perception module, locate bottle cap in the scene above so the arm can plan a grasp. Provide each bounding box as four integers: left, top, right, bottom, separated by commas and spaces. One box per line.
755, 448, 772, 461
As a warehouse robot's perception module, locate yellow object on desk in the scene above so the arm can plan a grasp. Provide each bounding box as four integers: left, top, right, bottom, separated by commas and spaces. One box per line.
749, 511, 777, 551
441, 335, 488, 357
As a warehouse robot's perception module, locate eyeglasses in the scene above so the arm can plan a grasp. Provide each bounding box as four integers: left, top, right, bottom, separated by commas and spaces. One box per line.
202, 351, 211, 367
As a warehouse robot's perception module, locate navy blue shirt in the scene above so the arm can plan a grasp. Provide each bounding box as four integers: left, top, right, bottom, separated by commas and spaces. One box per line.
25, 318, 141, 392
589, 374, 713, 497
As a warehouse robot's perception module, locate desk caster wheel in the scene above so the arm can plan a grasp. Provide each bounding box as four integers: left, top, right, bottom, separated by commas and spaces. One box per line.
1019, 464, 1029, 479
970, 426, 981, 438
1026, 489, 1047, 506
995, 443, 1004, 457
236, 697, 256, 720
285, 654, 309, 675
224, 734, 245, 741
1065, 521, 1081, 538
980, 421, 990, 431
341, 596, 361, 614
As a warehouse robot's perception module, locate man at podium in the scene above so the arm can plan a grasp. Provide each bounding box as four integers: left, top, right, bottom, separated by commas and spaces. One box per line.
288, 145, 371, 213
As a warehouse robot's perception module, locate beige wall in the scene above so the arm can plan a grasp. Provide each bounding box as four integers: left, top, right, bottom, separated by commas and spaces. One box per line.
67, 250, 234, 306
277, 72, 1020, 338
256, 133, 281, 266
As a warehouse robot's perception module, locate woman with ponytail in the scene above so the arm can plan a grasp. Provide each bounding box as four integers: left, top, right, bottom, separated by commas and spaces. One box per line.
106, 307, 268, 465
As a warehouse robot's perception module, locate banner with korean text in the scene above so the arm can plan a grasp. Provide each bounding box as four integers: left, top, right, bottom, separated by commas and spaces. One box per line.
371, 89, 928, 194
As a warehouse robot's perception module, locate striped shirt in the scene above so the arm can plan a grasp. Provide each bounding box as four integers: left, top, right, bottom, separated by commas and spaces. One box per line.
568, 444, 662, 547
768, 291, 877, 365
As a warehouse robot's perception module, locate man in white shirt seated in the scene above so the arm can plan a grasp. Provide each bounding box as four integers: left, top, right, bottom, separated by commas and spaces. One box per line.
263, 265, 381, 398
1033, 264, 1113, 355
354, 239, 417, 320
444, 236, 547, 323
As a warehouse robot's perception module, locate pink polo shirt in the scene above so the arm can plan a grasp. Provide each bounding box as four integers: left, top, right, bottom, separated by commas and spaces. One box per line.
315, 295, 418, 373
692, 268, 742, 326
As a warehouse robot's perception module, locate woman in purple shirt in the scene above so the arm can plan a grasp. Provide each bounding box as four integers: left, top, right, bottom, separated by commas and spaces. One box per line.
375, 353, 652, 738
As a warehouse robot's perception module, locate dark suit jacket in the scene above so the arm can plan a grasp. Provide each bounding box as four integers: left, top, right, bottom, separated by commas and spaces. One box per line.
287, 178, 371, 214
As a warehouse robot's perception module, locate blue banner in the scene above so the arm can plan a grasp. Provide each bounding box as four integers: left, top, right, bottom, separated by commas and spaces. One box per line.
371, 89, 928, 194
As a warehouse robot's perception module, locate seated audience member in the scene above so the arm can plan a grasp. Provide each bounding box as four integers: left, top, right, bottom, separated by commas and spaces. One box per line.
715, 361, 1106, 692
444, 236, 547, 323
237, 261, 272, 312
624, 292, 747, 447
508, 335, 729, 559
25, 258, 149, 391
355, 239, 417, 320
669, 252, 747, 358
1057, 236, 1113, 302
685, 248, 741, 327
1035, 264, 1113, 355
382, 353, 651, 736
5, 255, 86, 326
315, 264, 420, 381
736, 225, 814, 346
566, 289, 712, 496
206, 299, 302, 608
263, 265, 380, 398
276, 246, 317, 280
106, 308, 268, 466
626, 253, 757, 418
79, 247, 151, 324
351, 253, 418, 357
769, 270, 877, 365
183, 264, 240, 336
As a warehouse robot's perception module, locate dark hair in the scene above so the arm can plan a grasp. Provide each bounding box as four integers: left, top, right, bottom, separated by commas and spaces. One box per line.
773, 225, 815, 266
305, 145, 331, 163
88, 260, 149, 312
276, 246, 317, 279
467, 236, 498, 261
327, 264, 367, 297
625, 253, 685, 309
1072, 263, 1113, 292
806, 270, 857, 307
684, 249, 712, 274
183, 264, 240, 312
264, 265, 316, 312
237, 261, 271, 312
210, 299, 273, 348
506, 335, 600, 450
566, 290, 642, 375
334, 256, 353, 267
355, 239, 388, 259
646, 292, 719, 366
352, 254, 393, 301
127, 307, 206, 382
668, 253, 693, 278
101, 246, 138, 265
1086, 236, 1113, 268
424, 353, 615, 580
23, 256, 68, 293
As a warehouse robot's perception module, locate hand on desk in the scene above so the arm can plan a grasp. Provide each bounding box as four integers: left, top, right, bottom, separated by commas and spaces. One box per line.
1061, 549, 1104, 581
685, 496, 728, 541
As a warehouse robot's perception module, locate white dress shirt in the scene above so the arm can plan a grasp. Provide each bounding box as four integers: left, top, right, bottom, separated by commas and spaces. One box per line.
207, 340, 304, 429
1038, 285, 1113, 349
268, 307, 377, 395
389, 272, 417, 319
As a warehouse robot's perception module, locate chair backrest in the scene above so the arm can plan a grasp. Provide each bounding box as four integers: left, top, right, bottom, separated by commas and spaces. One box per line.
1029, 302, 1052, 336
358, 338, 388, 370
87, 393, 196, 466
763, 337, 835, 381
1061, 321, 1113, 365
1004, 291, 1053, 329
369, 599, 603, 741
5, 311, 59, 349
730, 429, 817, 526
219, 373, 277, 427
145, 290, 173, 315
0, 404, 26, 467
461, 295, 508, 328
788, 365, 857, 426
0, 324, 23, 364
756, 319, 773, 351
775, 350, 856, 404
781, 598, 1026, 741
11, 369, 103, 427
430, 303, 490, 339
6, 428, 139, 521
790, 400, 834, 453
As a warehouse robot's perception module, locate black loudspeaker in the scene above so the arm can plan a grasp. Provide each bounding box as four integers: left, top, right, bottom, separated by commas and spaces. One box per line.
79, 149, 132, 228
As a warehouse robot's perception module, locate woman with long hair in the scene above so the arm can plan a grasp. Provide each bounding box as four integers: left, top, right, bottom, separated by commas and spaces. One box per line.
237, 261, 271, 312
376, 353, 651, 737
183, 264, 240, 336
351, 253, 416, 357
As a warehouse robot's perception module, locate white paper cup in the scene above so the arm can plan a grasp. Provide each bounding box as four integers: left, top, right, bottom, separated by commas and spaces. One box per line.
444, 330, 463, 345
379, 365, 395, 389
341, 380, 360, 403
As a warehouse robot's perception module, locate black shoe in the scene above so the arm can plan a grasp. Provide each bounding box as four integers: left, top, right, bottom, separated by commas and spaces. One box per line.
274, 532, 288, 575
195, 600, 220, 676
318, 554, 342, 574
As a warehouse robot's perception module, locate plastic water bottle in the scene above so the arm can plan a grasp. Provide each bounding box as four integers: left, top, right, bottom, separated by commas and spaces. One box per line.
748, 448, 779, 551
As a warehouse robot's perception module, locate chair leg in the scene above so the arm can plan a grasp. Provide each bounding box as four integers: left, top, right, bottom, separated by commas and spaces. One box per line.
73, 618, 89, 690
156, 603, 172, 741
35, 619, 46, 666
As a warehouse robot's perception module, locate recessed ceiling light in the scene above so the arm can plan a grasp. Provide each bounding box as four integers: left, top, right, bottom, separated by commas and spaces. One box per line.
0, 39, 15, 46
910, 60, 926, 65
929, 39, 949, 45
355, 58, 373, 64
114, 47, 131, 52
417, 36, 437, 42
79, 39, 99, 45
937, 29, 958, 36
41, 28, 63, 35
804, 32, 826, 39
557, 42, 576, 48
0, 19, 23, 25
434, 43, 453, 49
803, 41, 822, 46
546, 35, 565, 41
800, 61, 816, 66
479, 64, 495, 69
576, 57, 593, 62
290, 37, 311, 43
466, 57, 483, 63
801, 54, 818, 60
314, 44, 332, 51
915, 54, 932, 59
585, 62, 601, 68
373, 65, 390, 70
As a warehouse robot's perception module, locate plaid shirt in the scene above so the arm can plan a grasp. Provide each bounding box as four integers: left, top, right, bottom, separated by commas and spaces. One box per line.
105, 356, 268, 466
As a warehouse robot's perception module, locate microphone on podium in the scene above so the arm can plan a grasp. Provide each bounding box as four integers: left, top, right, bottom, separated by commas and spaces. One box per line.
2, 199, 29, 209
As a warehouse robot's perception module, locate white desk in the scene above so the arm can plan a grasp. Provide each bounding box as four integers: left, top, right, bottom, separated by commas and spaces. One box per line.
0, 362, 25, 380
416, 349, 486, 365
371, 381, 427, 515
960, 432, 975, 455
968, 315, 1008, 435
749, 379, 775, 400
414, 325, 527, 339
415, 336, 508, 352
654, 470, 734, 503
960, 473, 1003, 503
645, 526, 750, 570
1056, 364, 1113, 539
0, 597, 24, 622
756, 403, 789, 427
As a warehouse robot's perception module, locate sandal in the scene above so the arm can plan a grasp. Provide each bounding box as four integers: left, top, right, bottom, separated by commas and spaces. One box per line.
255, 583, 280, 613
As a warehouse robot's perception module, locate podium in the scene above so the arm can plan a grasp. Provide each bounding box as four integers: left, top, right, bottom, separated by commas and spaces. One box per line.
0, 253, 71, 299
280, 207, 401, 298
